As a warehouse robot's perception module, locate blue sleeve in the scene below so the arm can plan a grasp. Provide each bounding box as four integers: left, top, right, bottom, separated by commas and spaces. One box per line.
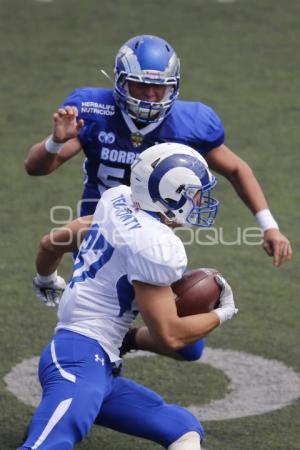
204, 107, 225, 150
169, 101, 225, 156
191, 105, 225, 155
60, 88, 83, 111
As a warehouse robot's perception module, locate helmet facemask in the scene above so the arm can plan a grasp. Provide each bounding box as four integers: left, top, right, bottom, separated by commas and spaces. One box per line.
124, 82, 177, 123
159, 182, 219, 227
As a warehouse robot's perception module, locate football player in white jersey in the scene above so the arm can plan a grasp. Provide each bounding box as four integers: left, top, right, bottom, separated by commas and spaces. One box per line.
21, 143, 237, 450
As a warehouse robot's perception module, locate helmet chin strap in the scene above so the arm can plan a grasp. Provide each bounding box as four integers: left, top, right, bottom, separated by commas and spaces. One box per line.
158, 210, 183, 228
159, 213, 181, 228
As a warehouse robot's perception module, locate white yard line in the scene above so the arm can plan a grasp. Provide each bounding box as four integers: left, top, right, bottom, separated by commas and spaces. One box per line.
4, 347, 300, 421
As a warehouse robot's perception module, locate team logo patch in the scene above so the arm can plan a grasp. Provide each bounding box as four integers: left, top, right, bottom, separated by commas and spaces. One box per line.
130, 132, 144, 148
98, 131, 116, 144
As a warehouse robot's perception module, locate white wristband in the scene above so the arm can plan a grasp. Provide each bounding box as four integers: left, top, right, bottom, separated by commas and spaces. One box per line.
36, 271, 57, 284
45, 136, 64, 154
255, 209, 279, 232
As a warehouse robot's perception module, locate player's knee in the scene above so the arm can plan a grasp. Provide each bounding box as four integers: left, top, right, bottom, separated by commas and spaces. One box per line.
176, 339, 206, 361
165, 404, 205, 445
168, 431, 201, 450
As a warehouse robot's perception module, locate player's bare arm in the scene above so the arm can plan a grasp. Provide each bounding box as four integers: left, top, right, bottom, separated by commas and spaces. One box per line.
206, 144, 270, 213
24, 106, 84, 175
206, 144, 292, 266
133, 281, 220, 351
121, 325, 208, 361
36, 215, 93, 276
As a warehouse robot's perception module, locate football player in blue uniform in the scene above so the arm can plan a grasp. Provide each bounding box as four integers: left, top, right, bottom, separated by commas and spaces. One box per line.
22, 143, 237, 450
25, 34, 291, 268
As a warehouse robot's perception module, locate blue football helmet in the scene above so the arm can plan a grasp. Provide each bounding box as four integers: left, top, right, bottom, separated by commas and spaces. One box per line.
114, 35, 180, 123
131, 143, 219, 227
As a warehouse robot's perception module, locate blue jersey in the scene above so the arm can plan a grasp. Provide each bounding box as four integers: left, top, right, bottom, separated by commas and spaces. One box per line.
61, 87, 224, 215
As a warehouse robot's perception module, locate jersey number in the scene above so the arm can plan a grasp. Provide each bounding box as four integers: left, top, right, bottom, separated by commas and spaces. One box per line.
97, 164, 126, 195
70, 224, 114, 288
69, 224, 136, 317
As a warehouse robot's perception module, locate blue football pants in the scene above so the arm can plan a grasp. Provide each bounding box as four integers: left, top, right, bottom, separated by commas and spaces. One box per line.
176, 338, 206, 361
20, 330, 204, 449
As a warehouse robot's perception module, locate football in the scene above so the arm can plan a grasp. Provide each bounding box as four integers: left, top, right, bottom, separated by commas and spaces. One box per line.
172, 268, 221, 317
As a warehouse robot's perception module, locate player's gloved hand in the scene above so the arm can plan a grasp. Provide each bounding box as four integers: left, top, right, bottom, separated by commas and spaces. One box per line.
33, 272, 66, 307
213, 275, 238, 324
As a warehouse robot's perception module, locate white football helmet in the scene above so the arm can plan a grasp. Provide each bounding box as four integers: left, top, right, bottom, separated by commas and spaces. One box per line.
130, 143, 219, 227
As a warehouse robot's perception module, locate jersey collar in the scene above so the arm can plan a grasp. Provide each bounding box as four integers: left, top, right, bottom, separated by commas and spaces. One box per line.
121, 111, 162, 136
143, 210, 162, 222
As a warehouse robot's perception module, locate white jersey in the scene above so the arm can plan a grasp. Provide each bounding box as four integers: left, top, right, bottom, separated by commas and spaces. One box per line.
56, 185, 187, 363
